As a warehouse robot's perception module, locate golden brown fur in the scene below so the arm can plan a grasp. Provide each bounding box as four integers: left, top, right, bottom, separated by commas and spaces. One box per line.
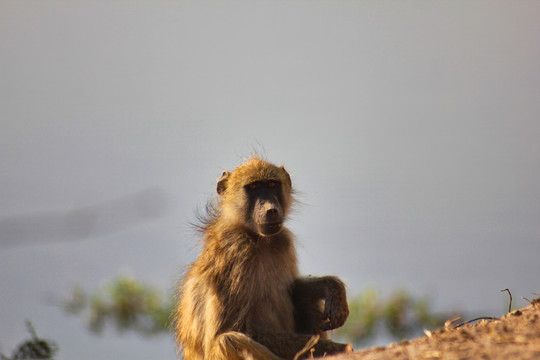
175, 157, 351, 360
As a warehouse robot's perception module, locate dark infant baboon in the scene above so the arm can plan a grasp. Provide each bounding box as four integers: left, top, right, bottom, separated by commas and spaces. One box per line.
175, 156, 352, 360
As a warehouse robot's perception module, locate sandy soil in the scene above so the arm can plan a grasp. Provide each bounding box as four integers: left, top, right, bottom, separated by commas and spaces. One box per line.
324, 302, 540, 360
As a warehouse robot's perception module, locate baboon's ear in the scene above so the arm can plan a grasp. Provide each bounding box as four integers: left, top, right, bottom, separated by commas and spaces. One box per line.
279, 165, 292, 188
217, 171, 230, 195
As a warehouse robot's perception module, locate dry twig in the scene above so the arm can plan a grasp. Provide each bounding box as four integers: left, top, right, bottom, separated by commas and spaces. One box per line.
501, 288, 513, 313
293, 335, 320, 360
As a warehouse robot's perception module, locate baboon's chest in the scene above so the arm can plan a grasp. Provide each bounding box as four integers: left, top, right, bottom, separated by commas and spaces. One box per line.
243, 245, 297, 332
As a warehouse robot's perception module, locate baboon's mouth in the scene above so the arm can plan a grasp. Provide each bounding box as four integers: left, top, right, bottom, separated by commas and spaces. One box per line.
258, 223, 283, 236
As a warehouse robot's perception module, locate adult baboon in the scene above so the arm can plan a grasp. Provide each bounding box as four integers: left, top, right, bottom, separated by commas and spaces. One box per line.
175, 157, 351, 360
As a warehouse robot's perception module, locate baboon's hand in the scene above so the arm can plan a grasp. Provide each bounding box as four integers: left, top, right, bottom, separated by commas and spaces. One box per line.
321, 277, 349, 331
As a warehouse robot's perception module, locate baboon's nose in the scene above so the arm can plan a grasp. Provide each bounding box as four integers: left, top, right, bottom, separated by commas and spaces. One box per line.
265, 207, 280, 223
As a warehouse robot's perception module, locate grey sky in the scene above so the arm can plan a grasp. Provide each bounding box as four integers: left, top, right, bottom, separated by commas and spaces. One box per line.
1, 1, 540, 359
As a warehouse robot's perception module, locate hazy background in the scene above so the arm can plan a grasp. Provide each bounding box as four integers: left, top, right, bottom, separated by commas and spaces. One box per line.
1, 1, 539, 359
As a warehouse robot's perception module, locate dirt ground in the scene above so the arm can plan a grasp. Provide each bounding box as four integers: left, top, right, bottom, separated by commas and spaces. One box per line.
324, 302, 540, 360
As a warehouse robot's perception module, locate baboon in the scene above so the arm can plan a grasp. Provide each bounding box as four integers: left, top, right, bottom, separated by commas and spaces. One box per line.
175, 156, 352, 360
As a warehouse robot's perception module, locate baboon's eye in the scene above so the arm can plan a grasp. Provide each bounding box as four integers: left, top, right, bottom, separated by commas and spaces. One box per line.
267, 181, 277, 188
248, 183, 257, 190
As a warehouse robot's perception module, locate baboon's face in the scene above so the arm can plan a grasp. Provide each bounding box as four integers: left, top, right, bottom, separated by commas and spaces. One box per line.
217, 158, 292, 237
243, 179, 285, 236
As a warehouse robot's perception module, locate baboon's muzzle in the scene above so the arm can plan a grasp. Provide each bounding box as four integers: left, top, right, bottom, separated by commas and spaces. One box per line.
255, 201, 284, 236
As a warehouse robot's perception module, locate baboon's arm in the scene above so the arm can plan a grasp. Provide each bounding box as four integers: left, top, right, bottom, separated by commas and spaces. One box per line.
291, 276, 349, 332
